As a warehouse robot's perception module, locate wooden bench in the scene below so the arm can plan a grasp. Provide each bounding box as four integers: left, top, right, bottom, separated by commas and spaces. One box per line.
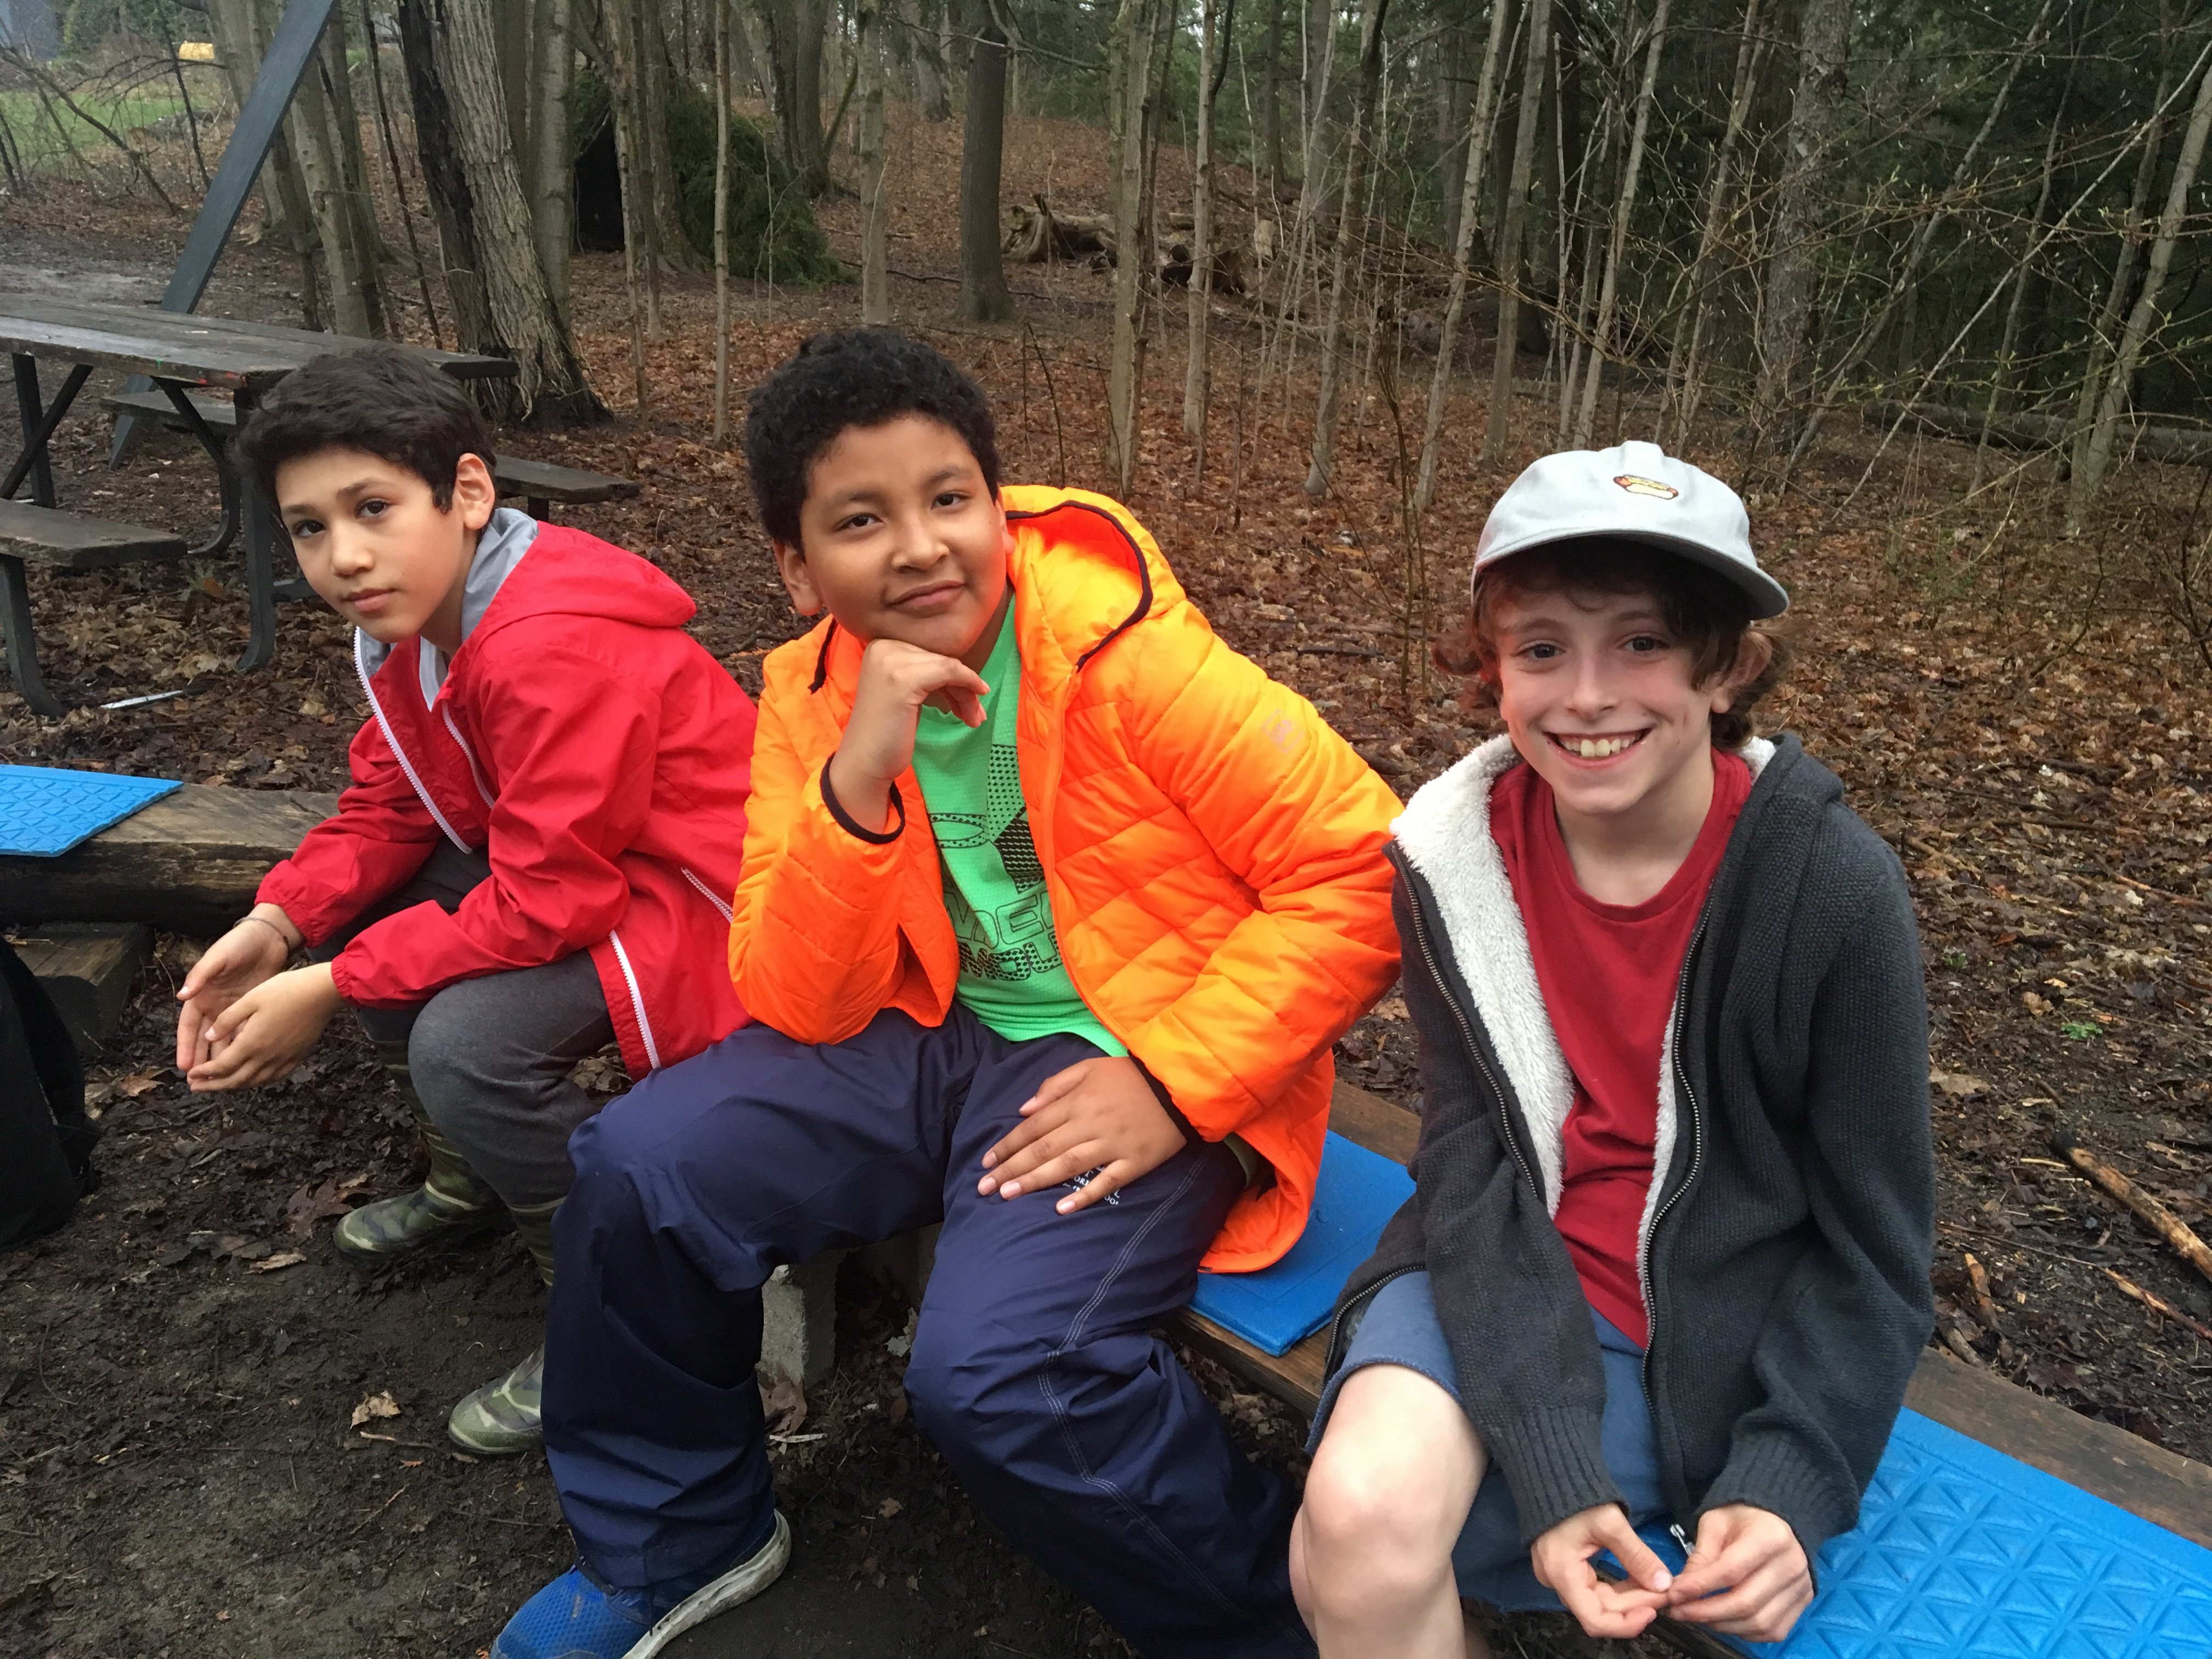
1, 500, 191, 716
102, 391, 641, 522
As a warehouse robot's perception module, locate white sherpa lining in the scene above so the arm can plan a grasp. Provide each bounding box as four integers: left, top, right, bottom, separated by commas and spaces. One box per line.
1395, 735, 1775, 1260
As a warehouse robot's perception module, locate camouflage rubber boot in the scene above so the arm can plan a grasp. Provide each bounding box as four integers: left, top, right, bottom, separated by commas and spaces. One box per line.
445, 1198, 562, 1455
448, 1345, 545, 1456
334, 1046, 503, 1263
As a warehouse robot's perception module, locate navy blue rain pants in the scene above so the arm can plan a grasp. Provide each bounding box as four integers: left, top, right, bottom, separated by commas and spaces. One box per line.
541, 1006, 1317, 1659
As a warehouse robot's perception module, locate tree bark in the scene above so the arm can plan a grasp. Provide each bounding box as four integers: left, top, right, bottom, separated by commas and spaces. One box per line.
1259, 0, 1283, 203
1435, 0, 1473, 259
1106, 0, 1165, 494
1304, 0, 1388, 496
905, 0, 950, 119
715, 0, 735, 439
1975, 65, 2069, 492
957, 0, 1017, 321
1183, 0, 1226, 447
202, 0, 318, 279
399, 0, 606, 424
760, 0, 831, 194
284, 0, 386, 337
529, 0, 577, 329
1482, 0, 1549, 461
1750, 0, 1848, 449
1571, 0, 1668, 446
1413, 0, 1511, 507
859, 0, 891, 324
2069, 47, 2212, 529
2071, 60, 2172, 483
1657, 0, 1758, 447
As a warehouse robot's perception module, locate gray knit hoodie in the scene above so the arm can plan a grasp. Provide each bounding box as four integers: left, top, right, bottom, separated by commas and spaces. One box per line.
1329, 732, 1934, 1564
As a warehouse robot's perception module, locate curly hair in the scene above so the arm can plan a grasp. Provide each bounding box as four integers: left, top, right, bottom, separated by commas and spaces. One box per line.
234, 345, 495, 513
742, 329, 1000, 548
1434, 538, 1790, 750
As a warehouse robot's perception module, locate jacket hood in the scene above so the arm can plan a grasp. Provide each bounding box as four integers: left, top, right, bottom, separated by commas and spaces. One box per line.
797, 484, 1191, 696
357, 520, 697, 684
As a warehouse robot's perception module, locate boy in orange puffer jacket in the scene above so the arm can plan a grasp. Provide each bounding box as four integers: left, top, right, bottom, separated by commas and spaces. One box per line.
495, 331, 1401, 1659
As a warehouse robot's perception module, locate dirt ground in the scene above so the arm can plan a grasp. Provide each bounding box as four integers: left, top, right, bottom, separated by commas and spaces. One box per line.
6, 97, 2212, 1659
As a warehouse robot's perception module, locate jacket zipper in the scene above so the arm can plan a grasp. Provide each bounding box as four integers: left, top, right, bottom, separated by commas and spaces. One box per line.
681, 866, 734, 923
606, 929, 662, 1071
439, 705, 496, 807
354, 634, 472, 854
1639, 911, 1710, 1446
1323, 851, 1543, 1369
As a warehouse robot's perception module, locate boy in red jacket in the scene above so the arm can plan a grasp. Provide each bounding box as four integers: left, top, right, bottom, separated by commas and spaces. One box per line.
174, 347, 756, 1454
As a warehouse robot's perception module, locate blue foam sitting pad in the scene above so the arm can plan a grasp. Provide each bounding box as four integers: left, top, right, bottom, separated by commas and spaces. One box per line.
1188, 1130, 1414, 1356
1606, 1410, 2212, 1658
0, 764, 182, 857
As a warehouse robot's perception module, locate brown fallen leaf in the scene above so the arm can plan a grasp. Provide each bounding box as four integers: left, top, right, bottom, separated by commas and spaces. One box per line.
1931, 1069, 1991, 1099
249, 1251, 307, 1273
284, 1173, 374, 1237
114, 1071, 163, 1099
351, 1390, 401, 1427
876, 1497, 903, 1519
758, 1369, 807, 1437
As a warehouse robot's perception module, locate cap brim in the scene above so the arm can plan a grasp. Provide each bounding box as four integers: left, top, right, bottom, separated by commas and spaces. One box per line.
1479, 529, 1789, 619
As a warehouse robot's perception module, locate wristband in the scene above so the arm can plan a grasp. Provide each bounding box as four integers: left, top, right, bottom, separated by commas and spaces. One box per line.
242, 913, 298, 952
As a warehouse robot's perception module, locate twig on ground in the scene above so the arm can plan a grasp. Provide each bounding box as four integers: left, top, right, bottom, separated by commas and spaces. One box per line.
1963, 1251, 2001, 1329
2104, 1269, 2212, 1342
2054, 1126, 2212, 1285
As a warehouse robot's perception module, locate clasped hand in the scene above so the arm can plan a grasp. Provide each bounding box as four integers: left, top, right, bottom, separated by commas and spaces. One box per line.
978, 1056, 1188, 1215
825, 637, 991, 834
174, 907, 345, 1091
1531, 1499, 1809, 1644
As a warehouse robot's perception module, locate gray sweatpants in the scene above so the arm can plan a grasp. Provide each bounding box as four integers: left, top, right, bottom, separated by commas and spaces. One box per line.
312, 842, 616, 1207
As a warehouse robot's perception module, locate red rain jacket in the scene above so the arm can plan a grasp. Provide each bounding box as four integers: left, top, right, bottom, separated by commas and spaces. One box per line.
258, 523, 755, 1076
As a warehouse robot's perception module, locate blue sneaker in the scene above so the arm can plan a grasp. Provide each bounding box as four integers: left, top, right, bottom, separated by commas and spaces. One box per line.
492, 1512, 791, 1658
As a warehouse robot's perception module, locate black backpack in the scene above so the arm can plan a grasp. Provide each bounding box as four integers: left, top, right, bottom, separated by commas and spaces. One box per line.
0, 939, 99, 1251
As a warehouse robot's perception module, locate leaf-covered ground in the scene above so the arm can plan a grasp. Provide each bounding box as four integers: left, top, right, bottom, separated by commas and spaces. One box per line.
5, 98, 2211, 1658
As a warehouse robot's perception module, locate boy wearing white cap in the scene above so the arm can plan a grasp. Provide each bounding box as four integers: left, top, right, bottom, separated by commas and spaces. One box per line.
1288, 443, 1933, 1655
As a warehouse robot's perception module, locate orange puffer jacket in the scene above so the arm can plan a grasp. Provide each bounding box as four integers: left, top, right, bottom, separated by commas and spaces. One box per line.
729, 486, 1403, 1271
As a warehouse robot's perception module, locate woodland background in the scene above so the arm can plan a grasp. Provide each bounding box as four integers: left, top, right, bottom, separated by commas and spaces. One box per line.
4, 0, 2212, 1655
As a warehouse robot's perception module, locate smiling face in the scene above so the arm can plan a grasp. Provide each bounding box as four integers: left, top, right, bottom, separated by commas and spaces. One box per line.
1491, 578, 1743, 834
771, 414, 1012, 672
277, 447, 496, 653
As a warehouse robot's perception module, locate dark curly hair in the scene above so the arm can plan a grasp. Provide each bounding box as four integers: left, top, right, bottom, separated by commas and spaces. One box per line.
234, 345, 495, 513
742, 329, 1000, 549
1434, 538, 1790, 750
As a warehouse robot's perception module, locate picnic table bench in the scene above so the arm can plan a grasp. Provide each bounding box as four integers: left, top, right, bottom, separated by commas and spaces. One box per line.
100, 389, 640, 522
1, 292, 515, 716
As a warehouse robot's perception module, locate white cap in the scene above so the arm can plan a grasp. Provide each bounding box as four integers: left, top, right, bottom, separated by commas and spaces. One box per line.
1472, 440, 1788, 618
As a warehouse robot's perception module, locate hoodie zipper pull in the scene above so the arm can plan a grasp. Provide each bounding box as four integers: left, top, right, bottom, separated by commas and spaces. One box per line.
1669, 1521, 1694, 1560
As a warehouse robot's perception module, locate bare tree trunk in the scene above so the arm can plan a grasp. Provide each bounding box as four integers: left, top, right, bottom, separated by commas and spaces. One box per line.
204, 0, 318, 278
1658, 0, 1758, 446
365, 10, 447, 345
2069, 47, 2212, 529
1106, 0, 1164, 495
905, 0, 949, 119
957, 0, 1016, 321
529, 0, 577, 328
1260, 0, 1283, 204
1183, 0, 1226, 452
1304, 0, 1388, 496
760, 0, 830, 193
1750, 0, 1848, 451
638, 0, 698, 266
1974, 64, 2069, 492
1572, 0, 1668, 445
288, 0, 386, 336
2071, 60, 2172, 482
715, 0, 735, 441
859, 0, 890, 323
399, 0, 606, 423
1483, 0, 1549, 462
602, 0, 666, 336
1413, 0, 1511, 508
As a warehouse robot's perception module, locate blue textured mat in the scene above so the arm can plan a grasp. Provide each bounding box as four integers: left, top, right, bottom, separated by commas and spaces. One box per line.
1618, 1410, 2212, 1658
1188, 1131, 1414, 1356
0, 765, 181, 856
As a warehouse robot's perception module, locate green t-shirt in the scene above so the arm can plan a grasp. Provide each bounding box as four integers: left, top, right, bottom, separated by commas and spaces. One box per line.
910, 614, 1126, 1057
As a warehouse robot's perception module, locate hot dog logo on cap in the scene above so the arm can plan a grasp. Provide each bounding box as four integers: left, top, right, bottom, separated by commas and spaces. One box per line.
1613, 474, 1680, 500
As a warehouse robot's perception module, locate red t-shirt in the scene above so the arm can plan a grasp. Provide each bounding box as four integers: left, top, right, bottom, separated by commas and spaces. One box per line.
1488, 750, 1751, 1347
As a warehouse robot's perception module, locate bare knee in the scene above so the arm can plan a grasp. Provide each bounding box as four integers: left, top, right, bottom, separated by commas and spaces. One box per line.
1295, 1438, 1466, 1618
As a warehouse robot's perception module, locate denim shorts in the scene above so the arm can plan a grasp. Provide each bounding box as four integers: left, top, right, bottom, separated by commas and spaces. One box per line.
1310, 1270, 1678, 1612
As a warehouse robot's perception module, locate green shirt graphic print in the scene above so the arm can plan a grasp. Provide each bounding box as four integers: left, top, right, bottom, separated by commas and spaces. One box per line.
908, 613, 1127, 1057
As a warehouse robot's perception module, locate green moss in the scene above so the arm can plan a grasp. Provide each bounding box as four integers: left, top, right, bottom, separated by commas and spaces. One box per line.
573, 69, 842, 287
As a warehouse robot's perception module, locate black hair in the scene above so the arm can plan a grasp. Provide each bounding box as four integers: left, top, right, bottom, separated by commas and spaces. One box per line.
742, 329, 999, 549
234, 345, 496, 512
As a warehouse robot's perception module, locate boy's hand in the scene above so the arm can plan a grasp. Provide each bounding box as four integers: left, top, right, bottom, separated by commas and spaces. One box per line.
978, 1056, 1189, 1214
1664, 1504, 1812, 1641
1530, 1503, 1673, 1640
185, 963, 345, 1092
826, 638, 990, 833
176, 905, 300, 1071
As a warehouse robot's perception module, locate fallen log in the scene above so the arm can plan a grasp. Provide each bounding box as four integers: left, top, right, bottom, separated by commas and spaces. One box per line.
0, 784, 336, 936
1865, 399, 2212, 467
1003, 194, 1116, 265
2053, 1125, 2212, 1286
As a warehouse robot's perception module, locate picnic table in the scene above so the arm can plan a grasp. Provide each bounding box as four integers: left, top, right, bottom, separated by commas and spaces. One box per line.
1, 292, 515, 716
